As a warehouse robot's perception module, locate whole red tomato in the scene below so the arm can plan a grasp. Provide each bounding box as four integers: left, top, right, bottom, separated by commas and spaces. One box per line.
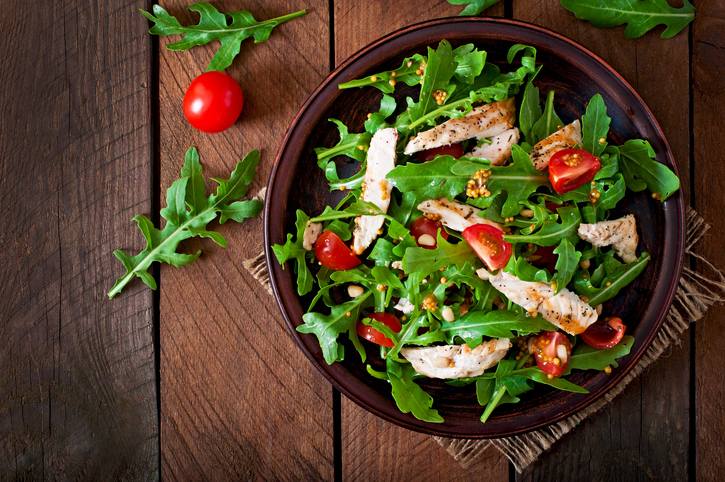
183, 71, 244, 133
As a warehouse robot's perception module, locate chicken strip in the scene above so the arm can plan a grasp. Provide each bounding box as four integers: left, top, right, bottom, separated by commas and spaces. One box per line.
403, 98, 516, 155
302, 221, 323, 250
531, 120, 582, 170
352, 127, 398, 254
466, 127, 520, 166
488, 271, 598, 335
417, 198, 504, 233
578, 214, 639, 263
401, 338, 512, 379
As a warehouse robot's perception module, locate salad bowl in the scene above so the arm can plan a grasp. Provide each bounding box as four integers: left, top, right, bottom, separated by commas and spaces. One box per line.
264, 17, 684, 438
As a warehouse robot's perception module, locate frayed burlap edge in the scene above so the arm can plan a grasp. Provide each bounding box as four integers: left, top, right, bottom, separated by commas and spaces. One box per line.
434, 207, 725, 472
247, 206, 725, 473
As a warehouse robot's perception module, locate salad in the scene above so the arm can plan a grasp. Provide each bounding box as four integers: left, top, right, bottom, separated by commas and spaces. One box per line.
272, 40, 680, 424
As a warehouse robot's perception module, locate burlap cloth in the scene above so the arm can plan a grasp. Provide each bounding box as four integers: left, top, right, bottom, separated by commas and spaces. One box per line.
250, 197, 724, 472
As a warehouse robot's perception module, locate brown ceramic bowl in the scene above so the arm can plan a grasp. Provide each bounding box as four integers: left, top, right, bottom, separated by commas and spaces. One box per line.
264, 18, 684, 438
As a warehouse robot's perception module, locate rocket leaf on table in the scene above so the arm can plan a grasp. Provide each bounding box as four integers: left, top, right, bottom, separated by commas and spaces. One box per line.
560, 0, 696, 39
109, 147, 262, 298
447, 0, 503, 16
141, 2, 307, 72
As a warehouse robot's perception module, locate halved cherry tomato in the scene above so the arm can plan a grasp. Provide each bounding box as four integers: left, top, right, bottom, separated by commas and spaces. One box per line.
545, 201, 562, 212
532, 331, 571, 376
410, 216, 448, 250
462, 224, 512, 270
581, 316, 626, 349
416, 142, 465, 162
314, 230, 361, 271
548, 148, 601, 193
356, 312, 402, 348
183, 71, 244, 133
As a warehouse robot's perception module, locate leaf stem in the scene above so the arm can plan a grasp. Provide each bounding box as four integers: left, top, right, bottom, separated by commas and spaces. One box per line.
481, 384, 507, 423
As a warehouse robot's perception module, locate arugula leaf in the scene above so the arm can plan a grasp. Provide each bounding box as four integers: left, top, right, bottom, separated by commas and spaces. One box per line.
309, 199, 386, 223
448, 0, 503, 16
595, 152, 619, 180
388, 191, 419, 228
338, 54, 427, 93
442, 310, 558, 346
504, 205, 582, 247
581, 94, 611, 157
560, 0, 696, 39
519, 65, 543, 146
572, 252, 650, 306
513, 256, 552, 283
402, 233, 481, 279
141, 3, 306, 71
387, 155, 469, 202
616, 140, 680, 201
512, 367, 588, 393
298, 292, 373, 365
452, 44, 486, 84
407, 40, 459, 125
272, 210, 315, 296
531, 90, 564, 142
109, 148, 262, 298
454, 146, 551, 217
550, 238, 582, 293
364, 94, 397, 135
387, 360, 444, 423
315, 119, 371, 163
565, 335, 634, 373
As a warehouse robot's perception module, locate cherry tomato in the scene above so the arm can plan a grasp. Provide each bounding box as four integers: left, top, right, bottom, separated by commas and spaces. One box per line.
416, 142, 465, 162
462, 223, 512, 270
183, 71, 244, 133
314, 230, 361, 271
410, 216, 448, 250
356, 312, 402, 348
532, 331, 571, 376
581, 316, 626, 349
544, 201, 562, 212
548, 148, 601, 193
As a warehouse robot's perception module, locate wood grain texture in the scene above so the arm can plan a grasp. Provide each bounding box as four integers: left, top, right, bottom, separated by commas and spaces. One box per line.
513, 1, 691, 480
0, 0, 157, 479
334, 0, 504, 64
342, 397, 508, 480
333, 1, 509, 479
156, 0, 334, 479
692, 1, 725, 480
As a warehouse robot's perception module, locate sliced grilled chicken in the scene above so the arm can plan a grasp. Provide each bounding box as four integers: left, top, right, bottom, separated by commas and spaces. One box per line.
489, 271, 598, 335
302, 221, 323, 250
466, 127, 520, 166
417, 198, 504, 233
352, 127, 398, 254
531, 120, 582, 170
403, 98, 516, 155
400, 338, 512, 379
578, 214, 639, 263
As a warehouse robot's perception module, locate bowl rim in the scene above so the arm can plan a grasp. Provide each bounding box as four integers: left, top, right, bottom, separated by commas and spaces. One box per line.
264, 16, 685, 438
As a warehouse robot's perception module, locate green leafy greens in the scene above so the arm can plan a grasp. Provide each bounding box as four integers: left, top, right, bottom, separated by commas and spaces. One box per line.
141, 2, 307, 71
109, 148, 262, 298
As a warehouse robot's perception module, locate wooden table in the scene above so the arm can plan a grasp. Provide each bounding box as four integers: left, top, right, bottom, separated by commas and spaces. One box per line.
2, 0, 723, 479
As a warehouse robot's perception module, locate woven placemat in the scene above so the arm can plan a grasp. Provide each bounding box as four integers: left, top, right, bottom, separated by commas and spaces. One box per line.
251, 205, 724, 472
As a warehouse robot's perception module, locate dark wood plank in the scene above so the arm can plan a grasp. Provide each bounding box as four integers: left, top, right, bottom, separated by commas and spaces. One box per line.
156, 1, 333, 479
0, 0, 157, 479
333, 1, 509, 479
692, 1, 725, 480
513, 1, 691, 480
